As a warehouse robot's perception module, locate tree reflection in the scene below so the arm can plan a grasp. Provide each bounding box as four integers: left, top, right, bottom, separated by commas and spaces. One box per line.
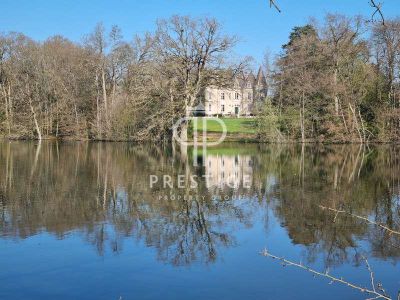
0, 142, 400, 268
259, 144, 400, 267
0, 142, 257, 265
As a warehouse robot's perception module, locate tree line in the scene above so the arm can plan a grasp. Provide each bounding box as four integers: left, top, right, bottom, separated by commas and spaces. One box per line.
259, 14, 400, 143
0, 16, 239, 141
1, 14, 400, 143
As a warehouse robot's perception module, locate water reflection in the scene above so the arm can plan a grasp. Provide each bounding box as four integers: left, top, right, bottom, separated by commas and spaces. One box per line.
205, 154, 253, 190
1, 142, 400, 269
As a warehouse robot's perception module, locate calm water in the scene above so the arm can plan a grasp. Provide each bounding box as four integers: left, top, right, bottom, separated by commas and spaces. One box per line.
0, 142, 399, 300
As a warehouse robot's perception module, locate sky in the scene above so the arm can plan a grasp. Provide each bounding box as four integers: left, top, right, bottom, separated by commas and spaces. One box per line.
1, 0, 400, 66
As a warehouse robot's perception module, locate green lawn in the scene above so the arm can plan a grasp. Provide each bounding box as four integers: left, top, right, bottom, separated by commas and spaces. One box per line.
193, 117, 257, 134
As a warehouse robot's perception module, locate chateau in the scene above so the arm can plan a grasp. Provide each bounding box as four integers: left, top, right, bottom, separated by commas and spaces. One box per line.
202, 67, 268, 117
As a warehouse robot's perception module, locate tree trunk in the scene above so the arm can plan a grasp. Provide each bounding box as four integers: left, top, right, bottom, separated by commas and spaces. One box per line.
180, 121, 188, 142
101, 68, 107, 117
1, 83, 11, 136
333, 66, 339, 116
112, 76, 116, 107
300, 90, 305, 143
2, 85, 9, 136
74, 102, 79, 132
349, 103, 363, 143
358, 107, 367, 142
339, 102, 349, 134
29, 97, 42, 140
95, 72, 101, 137
8, 83, 12, 131
180, 95, 191, 142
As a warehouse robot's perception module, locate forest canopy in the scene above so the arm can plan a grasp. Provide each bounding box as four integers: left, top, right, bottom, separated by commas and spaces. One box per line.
0, 14, 400, 142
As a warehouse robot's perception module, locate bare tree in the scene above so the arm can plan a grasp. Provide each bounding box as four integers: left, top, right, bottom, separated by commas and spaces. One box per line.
153, 16, 238, 141
321, 14, 364, 116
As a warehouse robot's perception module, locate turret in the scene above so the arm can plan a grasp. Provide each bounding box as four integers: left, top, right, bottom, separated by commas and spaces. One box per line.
245, 72, 256, 89
256, 67, 267, 87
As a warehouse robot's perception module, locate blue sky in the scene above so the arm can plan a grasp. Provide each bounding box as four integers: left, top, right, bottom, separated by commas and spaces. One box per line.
1, 0, 400, 65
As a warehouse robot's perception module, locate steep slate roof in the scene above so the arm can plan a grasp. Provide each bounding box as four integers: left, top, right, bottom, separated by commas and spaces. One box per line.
246, 72, 256, 87
236, 71, 247, 88
256, 67, 267, 87
232, 67, 266, 89
233, 75, 242, 88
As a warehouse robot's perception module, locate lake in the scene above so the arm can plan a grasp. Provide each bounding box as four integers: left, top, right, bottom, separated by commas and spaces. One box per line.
0, 141, 399, 300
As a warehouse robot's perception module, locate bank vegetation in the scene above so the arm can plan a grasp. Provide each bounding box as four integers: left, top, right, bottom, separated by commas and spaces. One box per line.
1, 14, 400, 143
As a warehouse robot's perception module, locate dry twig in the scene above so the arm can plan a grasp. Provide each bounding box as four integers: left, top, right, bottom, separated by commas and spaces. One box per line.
363, 255, 389, 299
261, 249, 391, 300
269, 0, 281, 13
267, 1, 385, 25
319, 205, 400, 237
370, 0, 385, 25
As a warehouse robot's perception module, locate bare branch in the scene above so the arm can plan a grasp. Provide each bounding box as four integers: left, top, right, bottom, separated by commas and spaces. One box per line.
370, 0, 385, 25
268, 1, 385, 26
319, 205, 400, 236
261, 249, 391, 300
269, 0, 281, 13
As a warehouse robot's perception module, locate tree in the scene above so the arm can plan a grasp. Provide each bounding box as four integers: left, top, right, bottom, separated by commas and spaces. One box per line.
271, 15, 379, 143
153, 15, 238, 141
321, 14, 364, 116
371, 19, 400, 138
274, 24, 324, 142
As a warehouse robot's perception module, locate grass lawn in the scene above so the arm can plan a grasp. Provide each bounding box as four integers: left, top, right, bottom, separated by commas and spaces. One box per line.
193, 117, 257, 134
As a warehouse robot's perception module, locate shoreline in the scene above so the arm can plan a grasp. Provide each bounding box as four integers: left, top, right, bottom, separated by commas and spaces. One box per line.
1, 136, 400, 145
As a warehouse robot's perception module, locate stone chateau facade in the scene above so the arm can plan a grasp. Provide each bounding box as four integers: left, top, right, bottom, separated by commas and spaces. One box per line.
201, 67, 268, 117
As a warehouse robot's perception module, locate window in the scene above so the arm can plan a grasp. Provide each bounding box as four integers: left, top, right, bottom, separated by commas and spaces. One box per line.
221, 105, 225, 112
248, 93, 252, 100
209, 104, 211, 111
235, 92, 239, 100
208, 92, 212, 100
221, 93, 225, 100
229, 93, 231, 99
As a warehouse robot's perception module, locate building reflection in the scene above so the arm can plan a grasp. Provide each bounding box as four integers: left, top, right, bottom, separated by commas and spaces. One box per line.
204, 154, 253, 190
0, 142, 400, 268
